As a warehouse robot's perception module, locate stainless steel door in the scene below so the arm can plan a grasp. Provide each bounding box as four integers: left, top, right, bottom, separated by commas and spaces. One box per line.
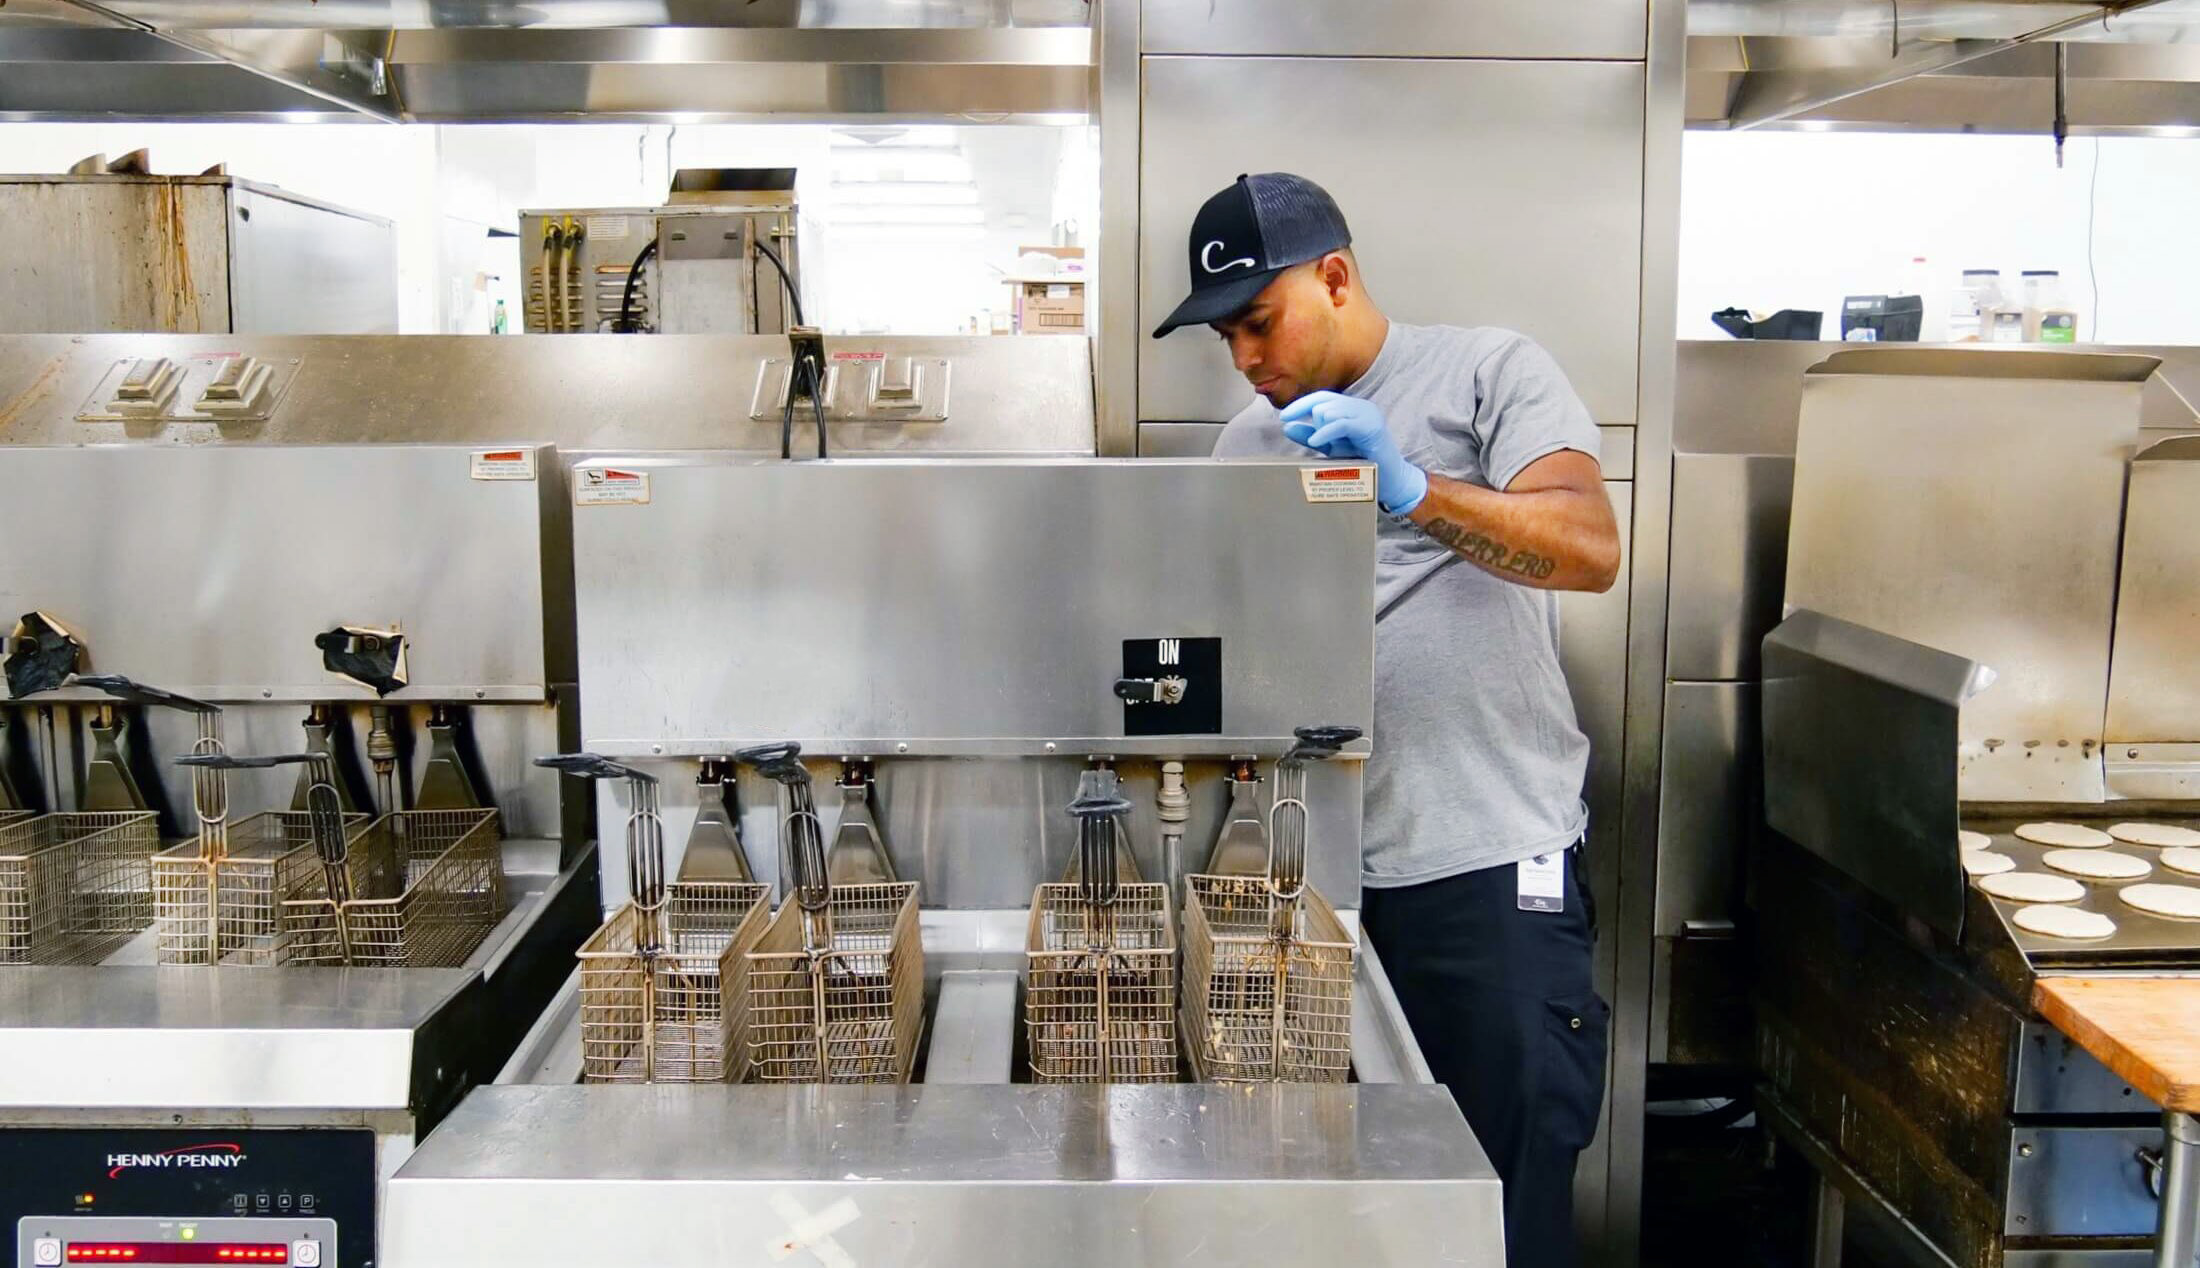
1138, 56, 1646, 426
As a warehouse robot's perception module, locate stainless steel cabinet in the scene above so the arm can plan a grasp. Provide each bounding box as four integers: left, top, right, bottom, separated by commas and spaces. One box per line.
1141, 0, 1649, 60
1138, 56, 1646, 426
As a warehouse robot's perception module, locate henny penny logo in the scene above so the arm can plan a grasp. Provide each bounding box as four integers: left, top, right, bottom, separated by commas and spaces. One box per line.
106, 1143, 247, 1178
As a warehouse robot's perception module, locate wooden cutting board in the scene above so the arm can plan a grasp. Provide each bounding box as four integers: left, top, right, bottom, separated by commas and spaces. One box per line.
2035, 976, 2200, 1113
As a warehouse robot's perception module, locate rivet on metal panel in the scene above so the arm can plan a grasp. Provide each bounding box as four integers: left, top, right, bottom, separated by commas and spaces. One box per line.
896, 743, 908, 754
2019, 1142, 2035, 1157
475, 689, 486, 699
651, 744, 664, 755
1044, 742, 1058, 753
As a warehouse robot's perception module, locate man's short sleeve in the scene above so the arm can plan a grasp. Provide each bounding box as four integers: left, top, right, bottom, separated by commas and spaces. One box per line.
1471, 335, 1602, 492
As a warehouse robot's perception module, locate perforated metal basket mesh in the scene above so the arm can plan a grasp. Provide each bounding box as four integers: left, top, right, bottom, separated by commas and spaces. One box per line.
1181, 874, 1355, 1083
0, 811, 160, 965
151, 811, 372, 966
279, 808, 504, 967
1024, 881, 1179, 1084
577, 880, 772, 1084
741, 881, 922, 1084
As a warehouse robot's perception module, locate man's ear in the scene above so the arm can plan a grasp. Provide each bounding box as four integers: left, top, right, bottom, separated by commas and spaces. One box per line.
1319, 252, 1353, 307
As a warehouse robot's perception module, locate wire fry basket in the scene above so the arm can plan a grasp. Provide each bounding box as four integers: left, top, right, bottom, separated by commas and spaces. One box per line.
742, 879, 923, 1083
578, 880, 772, 1083
1181, 874, 1355, 1082
1026, 882, 1179, 1083
151, 812, 373, 966
0, 811, 160, 965
279, 808, 505, 967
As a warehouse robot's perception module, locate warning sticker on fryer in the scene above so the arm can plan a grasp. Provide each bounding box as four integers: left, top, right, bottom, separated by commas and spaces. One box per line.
1299, 465, 1376, 503
470, 448, 538, 481
573, 466, 651, 506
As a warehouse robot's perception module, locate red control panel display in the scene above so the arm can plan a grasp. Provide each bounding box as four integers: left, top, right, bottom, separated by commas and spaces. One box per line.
66, 1246, 287, 1263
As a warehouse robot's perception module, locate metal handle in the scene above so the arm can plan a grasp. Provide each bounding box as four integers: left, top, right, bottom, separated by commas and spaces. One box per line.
74, 673, 221, 715
1283, 724, 1362, 764
1069, 771, 1131, 910
534, 752, 657, 784
177, 751, 319, 771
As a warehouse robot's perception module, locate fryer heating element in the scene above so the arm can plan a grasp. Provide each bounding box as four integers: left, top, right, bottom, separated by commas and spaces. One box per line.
1025, 771, 1179, 1083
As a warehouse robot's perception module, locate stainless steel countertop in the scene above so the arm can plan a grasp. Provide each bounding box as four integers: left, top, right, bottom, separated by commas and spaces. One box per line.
0, 838, 583, 1112
403, 1081, 1487, 1184
384, 1083, 1504, 1267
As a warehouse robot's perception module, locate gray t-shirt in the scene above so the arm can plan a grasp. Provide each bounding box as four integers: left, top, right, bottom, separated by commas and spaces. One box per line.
1214, 322, 1601, 887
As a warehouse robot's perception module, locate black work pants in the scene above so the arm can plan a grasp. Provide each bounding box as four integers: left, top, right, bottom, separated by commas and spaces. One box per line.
1361, 847, 1610, 1268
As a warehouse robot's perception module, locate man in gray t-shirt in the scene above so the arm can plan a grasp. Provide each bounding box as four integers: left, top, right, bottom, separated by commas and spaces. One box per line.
1154, 173, 1621, 1268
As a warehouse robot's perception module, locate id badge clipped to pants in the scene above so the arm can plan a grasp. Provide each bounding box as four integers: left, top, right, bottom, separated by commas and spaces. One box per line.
1517, 851, 1564, 913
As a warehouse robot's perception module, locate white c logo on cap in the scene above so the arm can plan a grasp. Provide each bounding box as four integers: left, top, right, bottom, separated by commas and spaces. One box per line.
1201, 240, 1257, 275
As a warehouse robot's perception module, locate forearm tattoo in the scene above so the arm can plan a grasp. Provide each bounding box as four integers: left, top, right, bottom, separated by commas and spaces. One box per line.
1423, 517, 1557, 580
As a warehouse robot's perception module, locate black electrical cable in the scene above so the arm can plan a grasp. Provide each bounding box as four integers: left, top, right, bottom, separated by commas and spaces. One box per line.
803, 354, 828, 459
753, 237, 804, 328
615, 237, 659, 333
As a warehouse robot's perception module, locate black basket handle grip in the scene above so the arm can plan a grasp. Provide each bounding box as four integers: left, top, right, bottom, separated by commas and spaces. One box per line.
534, 752, 657, 784
74, 674, 221, 715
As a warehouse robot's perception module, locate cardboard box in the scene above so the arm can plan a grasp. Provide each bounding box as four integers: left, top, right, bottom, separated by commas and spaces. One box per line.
1016, 279, 1085, 333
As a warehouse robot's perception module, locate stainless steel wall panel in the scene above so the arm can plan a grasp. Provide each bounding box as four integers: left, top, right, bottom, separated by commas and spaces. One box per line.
1654, 681, 1755, 940
1137, 57, 1645, 427
0, 333, 1095, 455
2105, 435, 2200, 745
1139, 0, 1648, 60
1666, 452, 1793, 682
1784, 361, 2144, 803
567, 457, 1374, 757
226, 181, 398, 335
0, 178, 231, 334
0, 445, 554, 701
1561, 483, 1634, 922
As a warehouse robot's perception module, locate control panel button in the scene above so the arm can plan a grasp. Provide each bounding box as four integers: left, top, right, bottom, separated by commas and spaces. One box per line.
254, 1193, 271, 1211
291, 1240, 321, 1268
297, 1194, 316, 1213
276, 1193, 293, 1212
33, 1237, 61, 1266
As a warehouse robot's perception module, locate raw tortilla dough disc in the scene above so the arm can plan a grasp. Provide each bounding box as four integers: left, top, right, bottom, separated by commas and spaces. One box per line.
1958, 830, 1993, 852
1961, 851, 2016, 876
2014, 821, 2116, 849
2117, 883, 2200, 921
2041, 849, 2152, 881
1976, 872, 2086, 904
2161, 848, 2200, 878
2012, 904, 2117, 940
2107, 822, 2200, 849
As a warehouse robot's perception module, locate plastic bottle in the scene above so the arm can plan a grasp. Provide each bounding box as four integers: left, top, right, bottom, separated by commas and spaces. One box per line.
492, 298, 508, 335
2022, 270, 2078, 343
1948, 269, 2001, 343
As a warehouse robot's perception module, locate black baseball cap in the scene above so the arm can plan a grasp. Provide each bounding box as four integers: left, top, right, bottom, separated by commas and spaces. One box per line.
1151, 172, 1352, 338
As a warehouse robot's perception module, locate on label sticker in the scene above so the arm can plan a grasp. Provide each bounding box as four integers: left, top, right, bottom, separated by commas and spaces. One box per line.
470, 449, 538, 481
1299, 465, 1376, 504
831, 351, 885, 362
584, 215, 630, 241
573, 466, 651, 506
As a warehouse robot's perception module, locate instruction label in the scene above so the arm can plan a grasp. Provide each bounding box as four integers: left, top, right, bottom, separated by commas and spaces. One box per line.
573, 465, 651, 506
469, 449, 538, 481
1299, 465, 1376, 504
585, 215, 630, 241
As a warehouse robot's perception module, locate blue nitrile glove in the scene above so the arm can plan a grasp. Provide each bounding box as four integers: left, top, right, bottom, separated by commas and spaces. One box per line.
1278, 391, 1429, 515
